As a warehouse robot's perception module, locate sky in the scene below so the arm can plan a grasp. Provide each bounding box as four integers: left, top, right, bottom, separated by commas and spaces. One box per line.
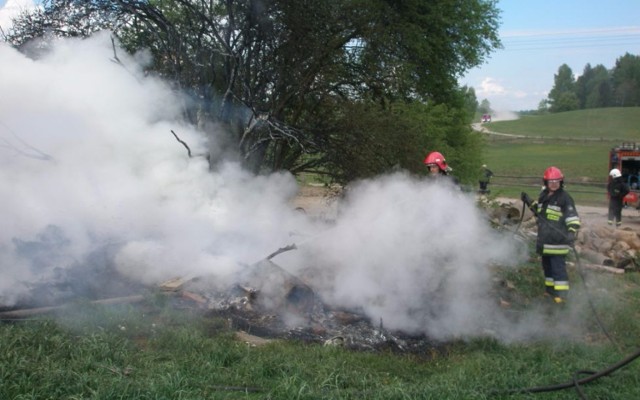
1, 0, 639, 113
462, 0, 640, 112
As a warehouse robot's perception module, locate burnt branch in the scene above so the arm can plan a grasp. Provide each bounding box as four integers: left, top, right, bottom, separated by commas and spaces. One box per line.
170, 129, 192, 158
266, 244, 297, 260
242, 116, 312, 160
110, 36, 121, 64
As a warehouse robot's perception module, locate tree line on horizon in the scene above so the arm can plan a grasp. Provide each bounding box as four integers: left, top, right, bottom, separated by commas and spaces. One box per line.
542, 53, 640, 113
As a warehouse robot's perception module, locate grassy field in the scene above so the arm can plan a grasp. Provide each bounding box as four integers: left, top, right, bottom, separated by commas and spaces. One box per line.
484, 140, 613, 205
482, 107, 640, 205
2, 266, 640, 399
486, 107, 640, 139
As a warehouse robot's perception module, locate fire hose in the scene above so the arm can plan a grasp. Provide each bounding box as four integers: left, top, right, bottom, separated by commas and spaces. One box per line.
493, 348, 640, 398
495, 194, 639, 398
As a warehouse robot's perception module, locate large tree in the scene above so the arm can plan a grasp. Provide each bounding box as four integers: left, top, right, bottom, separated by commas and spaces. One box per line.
4, 0, 501, 183
547, 64, 578, 113
575, 63, 613, 109
611, 52, 640, 107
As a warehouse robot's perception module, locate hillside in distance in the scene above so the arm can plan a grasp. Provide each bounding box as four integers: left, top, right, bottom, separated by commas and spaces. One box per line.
486, 107, 640, 140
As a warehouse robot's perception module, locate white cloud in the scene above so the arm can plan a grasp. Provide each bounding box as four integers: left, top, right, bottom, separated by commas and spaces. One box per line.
472, 76, 546, 112
0, 0, 37, 33
477, 77, 507, 96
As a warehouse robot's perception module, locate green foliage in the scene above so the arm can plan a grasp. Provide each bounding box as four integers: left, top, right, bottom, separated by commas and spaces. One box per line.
4, 0, 502, 183
612, 53, 640, 107
576, 64, 613, 109
322, 99, 483, 184
548, 64, 578, 112
477, 98, 492, 115
544, 53, 640, 112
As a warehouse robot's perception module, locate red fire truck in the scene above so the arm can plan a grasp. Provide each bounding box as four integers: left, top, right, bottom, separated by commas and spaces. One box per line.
608, 142, 640, 207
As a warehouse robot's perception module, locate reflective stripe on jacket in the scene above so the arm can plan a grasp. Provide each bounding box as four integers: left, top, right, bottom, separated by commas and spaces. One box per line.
535, 188, 580, 255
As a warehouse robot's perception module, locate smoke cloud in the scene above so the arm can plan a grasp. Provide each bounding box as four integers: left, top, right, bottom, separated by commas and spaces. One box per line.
1, 32, 559, 342
0, 33, 303, 305
0, 0, 37, 33
278, 175, 527, 339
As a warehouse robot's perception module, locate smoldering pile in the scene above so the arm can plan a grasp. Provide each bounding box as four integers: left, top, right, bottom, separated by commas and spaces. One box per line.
162, 258, 450, 356
0, 256, 449, 358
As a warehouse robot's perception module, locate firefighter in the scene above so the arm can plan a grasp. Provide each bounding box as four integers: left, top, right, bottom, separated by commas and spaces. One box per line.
423, 151, 459, 186
424, 151, 451, 177
607, 168, 629, 227
520, 166, 580, 304
478, 164, 493, 194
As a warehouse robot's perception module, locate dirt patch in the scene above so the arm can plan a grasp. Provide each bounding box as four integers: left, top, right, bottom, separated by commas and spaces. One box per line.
293, 185, 640, 230
494, 196, 640, 231
293, 187, 640, 262
292, 184, 341, 220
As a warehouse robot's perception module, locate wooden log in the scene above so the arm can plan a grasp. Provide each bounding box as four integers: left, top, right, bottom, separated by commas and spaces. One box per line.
160, 276, 187, 291
578, 248, 610, 265
180, 290, 207, 305
579, 263, 625, 274
0, 295, 145, 319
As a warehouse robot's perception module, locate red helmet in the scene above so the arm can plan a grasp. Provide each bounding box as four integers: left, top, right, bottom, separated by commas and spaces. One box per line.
424, 151, 448, 172
543, 166, 564, 181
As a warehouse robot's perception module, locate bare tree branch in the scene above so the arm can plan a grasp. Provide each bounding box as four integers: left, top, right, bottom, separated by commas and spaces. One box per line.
170, 129, 192, 157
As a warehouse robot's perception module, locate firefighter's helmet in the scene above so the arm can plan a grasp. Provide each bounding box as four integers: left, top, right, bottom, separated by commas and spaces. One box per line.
424, 151, 448, 172
543, 166, 564, 188
543, 166, 563, 181
609, 168, 622, 178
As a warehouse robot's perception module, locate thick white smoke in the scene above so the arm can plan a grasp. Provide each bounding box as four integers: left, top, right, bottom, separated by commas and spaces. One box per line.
0, 33, 304, 305
0, 0, 37, 33
278, 174, 525, 339
1, 32, 536, 341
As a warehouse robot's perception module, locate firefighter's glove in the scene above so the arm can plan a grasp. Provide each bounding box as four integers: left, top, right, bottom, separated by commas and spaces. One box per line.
567, 231, 576, 247
520, 192, 533, 207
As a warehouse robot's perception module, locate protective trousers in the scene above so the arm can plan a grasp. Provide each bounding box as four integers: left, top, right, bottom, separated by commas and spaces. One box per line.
608, 198, 624, 225
542, 255, 569, 298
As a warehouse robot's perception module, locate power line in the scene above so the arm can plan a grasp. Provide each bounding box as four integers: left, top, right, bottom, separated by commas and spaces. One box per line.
499, 32, 640, 52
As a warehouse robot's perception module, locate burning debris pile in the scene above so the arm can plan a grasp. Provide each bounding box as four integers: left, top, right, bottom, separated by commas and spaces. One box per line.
161, 258, 449, 356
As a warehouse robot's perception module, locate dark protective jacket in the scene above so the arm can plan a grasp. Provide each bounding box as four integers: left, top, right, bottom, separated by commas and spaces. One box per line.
479, 167, 493, 183
608, 177, 630, 201
534, 188, 581, 256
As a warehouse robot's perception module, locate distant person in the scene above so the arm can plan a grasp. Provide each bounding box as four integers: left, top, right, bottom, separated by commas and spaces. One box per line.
478, 164, 493, 194
607, 168, 629, 227
520, 166, 580, 304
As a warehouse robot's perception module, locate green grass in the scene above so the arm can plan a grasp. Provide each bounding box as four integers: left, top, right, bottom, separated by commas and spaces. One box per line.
2, 266, 640, 399
484, 141, 612, 205
480, 107, 640, 205
487, 108, 640, 139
